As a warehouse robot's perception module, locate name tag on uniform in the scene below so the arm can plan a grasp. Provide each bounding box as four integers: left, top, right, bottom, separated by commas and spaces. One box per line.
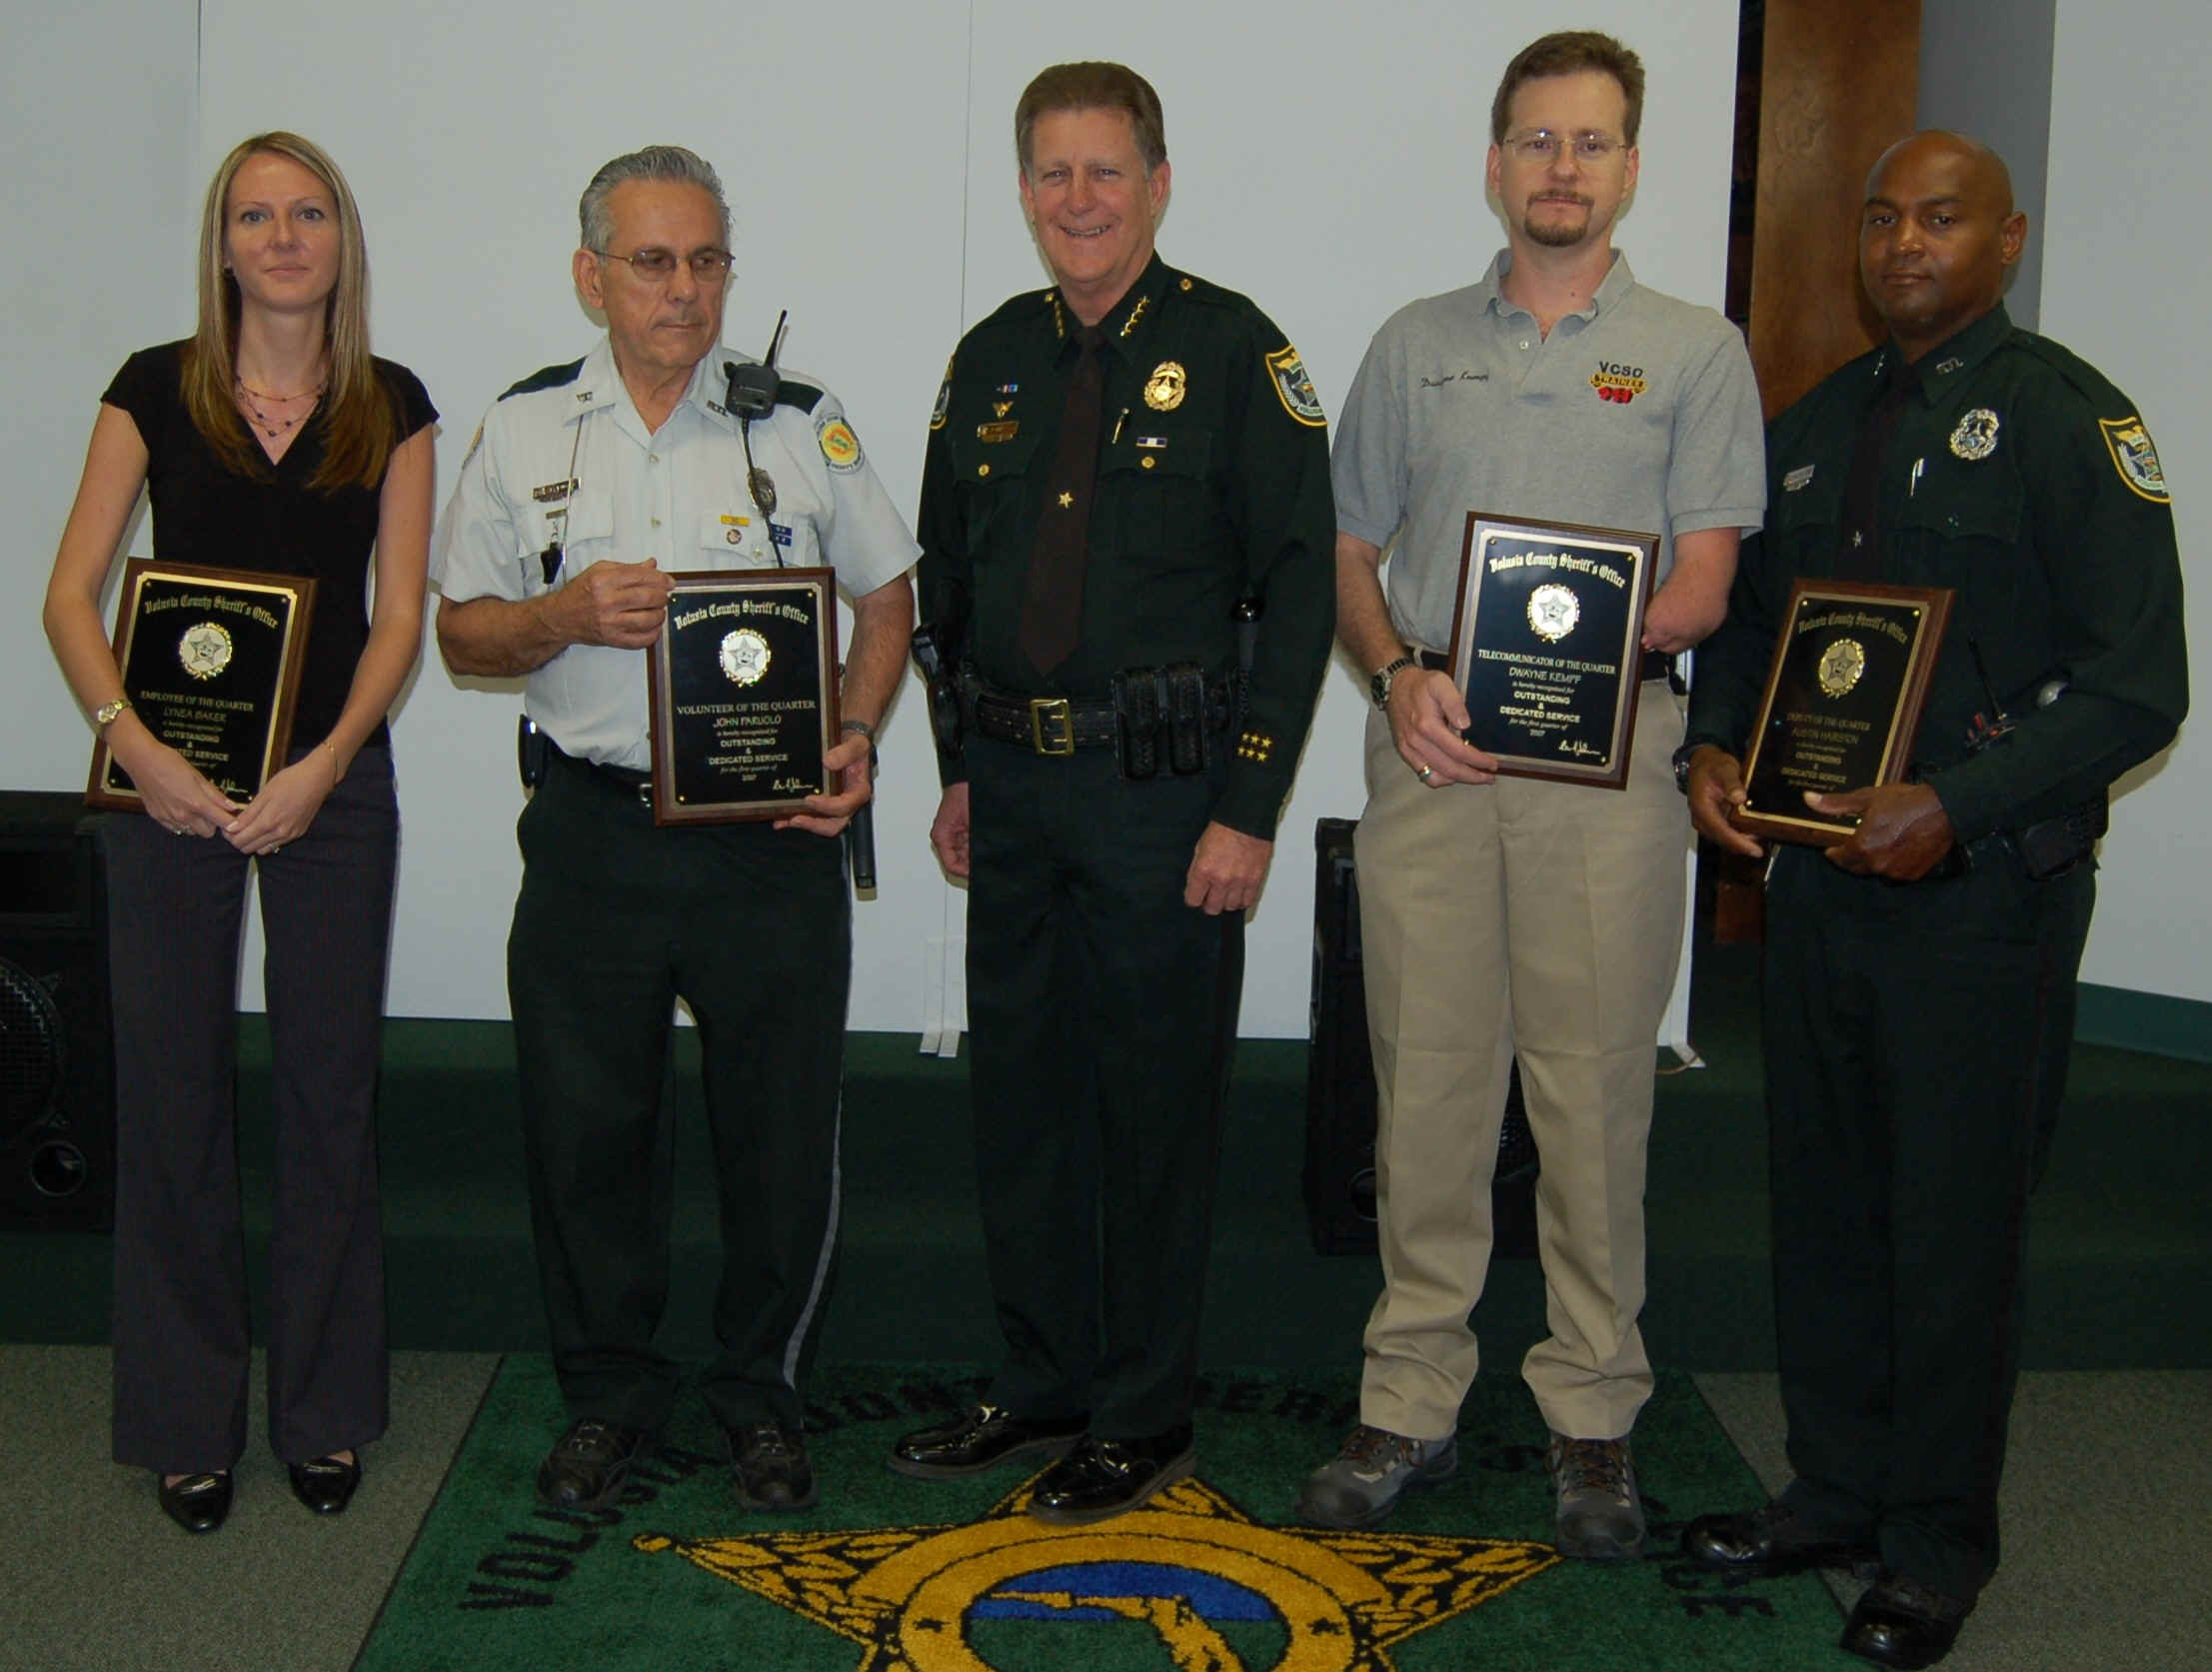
977, 421, 1019, 443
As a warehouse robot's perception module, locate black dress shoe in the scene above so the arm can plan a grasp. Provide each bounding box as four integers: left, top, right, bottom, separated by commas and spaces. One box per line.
728, 1421, 817, 1511
288, 1452, 363, 1515
1842, 1569, 1972, 1669
157, 1470, 233, 1534
1028, 1426, 1195, 1524
889, 1403, 1088, 1479
1682, 1500, 1880, 1578
536, 1418, 653, 1511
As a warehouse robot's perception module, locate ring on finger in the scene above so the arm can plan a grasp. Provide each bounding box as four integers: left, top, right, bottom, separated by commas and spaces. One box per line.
1414, 763, 1434, 782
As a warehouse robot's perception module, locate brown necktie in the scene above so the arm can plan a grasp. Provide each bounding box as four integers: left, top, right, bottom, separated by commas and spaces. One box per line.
1019, 325, 1105, 678
1835, 354, 1920, 579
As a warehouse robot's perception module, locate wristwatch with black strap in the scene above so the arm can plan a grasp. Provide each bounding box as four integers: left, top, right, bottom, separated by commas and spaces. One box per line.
1670, 740, 1707, 795
1369, 651, 1416, 711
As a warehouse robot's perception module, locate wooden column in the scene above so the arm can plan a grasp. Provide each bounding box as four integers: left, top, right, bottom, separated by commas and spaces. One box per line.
1748, 0, 1922, 418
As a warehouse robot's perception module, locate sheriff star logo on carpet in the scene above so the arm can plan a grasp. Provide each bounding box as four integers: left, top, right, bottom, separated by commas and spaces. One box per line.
635, 1472, 1557, 1671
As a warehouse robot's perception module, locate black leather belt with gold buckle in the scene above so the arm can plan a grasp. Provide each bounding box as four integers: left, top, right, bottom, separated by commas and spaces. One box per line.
967, 687, 1120, 757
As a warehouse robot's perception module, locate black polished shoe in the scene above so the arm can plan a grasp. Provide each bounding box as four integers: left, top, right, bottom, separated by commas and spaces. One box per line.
157, 1470, 233, 1534
889, 1403, 1088, 1479
1028, 1426, 1195, 1525
1683, 1500, 1880, 1578
1841, 1569, 1972, 1669
728, 1421, 817, 1511
288, 1452, 363, 1515
536, 1418, 653, 1511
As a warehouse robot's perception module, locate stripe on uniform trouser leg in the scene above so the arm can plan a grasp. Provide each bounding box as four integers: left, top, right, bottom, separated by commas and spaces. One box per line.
781, 1090, 843, 1395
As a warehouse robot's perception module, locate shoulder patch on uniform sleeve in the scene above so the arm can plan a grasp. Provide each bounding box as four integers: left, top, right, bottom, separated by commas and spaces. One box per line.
498, 358, 587, 401
2099, 416, 2170, 503
460, 422, 484, 470
930, 356, 953, 432
1264, 345, 1327, 428
774, 378, 825, 415
817, 412, 864, 473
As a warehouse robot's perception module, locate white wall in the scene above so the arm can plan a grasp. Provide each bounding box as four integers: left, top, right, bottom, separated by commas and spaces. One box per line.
1918, 0, 2056, 330
4, 7, 200, 806
2042, 0, 2209, 1002
7, 1, 1743, 1029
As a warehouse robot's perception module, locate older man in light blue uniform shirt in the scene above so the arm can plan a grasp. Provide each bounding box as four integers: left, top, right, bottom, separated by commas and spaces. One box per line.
434, 144, 915, 1519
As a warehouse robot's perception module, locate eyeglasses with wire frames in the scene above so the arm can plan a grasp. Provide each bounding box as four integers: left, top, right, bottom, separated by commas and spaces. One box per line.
1500, 130, 1626, 164
592, 246, 736, 283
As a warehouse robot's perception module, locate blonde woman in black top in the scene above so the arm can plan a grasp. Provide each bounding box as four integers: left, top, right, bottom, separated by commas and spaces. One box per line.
43, 132, 435, 1534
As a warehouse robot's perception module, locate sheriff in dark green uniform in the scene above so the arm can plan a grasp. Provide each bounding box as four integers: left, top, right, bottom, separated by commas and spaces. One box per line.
1678, 134, 2187, 1670
889, 62, 1334, 1523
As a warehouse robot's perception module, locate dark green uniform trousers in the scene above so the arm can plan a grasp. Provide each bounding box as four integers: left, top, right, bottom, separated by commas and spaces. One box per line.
508, 751, 850, 1434
965, 739, 1242, 1439
1762, 842, 2093, 1601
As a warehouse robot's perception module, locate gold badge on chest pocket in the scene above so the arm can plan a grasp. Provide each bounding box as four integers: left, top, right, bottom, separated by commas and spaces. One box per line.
1949, 409, 2000, 461
1143, 361, 1186, 412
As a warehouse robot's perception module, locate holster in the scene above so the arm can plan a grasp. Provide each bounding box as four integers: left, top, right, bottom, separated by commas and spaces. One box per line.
911, 624, 965, 780
2015, 795, 2108, 880
517, 714, 548, 790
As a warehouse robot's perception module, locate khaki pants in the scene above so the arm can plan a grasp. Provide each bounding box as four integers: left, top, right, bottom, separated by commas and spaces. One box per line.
1351, 688, 1686, 1442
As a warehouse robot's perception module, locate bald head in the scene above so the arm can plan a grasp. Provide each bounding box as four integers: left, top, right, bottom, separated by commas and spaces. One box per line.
1866, 130, 2014, 215
1859, 129, 2027, 361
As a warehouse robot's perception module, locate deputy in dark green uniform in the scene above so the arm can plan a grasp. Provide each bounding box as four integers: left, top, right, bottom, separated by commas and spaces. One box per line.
1677, 134, 2186, 1670
888, 62, 1334, 1522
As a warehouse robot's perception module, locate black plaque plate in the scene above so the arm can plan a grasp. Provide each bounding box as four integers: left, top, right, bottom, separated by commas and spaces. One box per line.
1734, 579, 1953, 845
87, 559, 316, 811
1446, 512, 1658, 790
647, 568, 841, 825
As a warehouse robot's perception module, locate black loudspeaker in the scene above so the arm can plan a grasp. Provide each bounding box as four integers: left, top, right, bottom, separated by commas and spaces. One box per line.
1304, 817, 1537, 1258
0, 792, 115, 1231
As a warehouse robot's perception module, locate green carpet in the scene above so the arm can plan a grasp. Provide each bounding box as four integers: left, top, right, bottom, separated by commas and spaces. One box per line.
357, 1357, 1846, 1671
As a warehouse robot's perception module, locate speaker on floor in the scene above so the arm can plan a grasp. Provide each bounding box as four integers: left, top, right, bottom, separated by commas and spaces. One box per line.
0, 791, 115, 1231
1304, 817, 1537, 1258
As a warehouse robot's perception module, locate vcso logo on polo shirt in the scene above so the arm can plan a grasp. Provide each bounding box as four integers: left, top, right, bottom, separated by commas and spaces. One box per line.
1591, 362, 1646, 405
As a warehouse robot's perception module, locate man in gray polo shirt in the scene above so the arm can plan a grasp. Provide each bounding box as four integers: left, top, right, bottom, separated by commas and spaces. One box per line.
1299, 31, 1764, 1559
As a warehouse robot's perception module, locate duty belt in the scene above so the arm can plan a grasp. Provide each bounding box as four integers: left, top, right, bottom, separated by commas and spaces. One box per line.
963, 673, 1235, 759
965, 686, 1122, 756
